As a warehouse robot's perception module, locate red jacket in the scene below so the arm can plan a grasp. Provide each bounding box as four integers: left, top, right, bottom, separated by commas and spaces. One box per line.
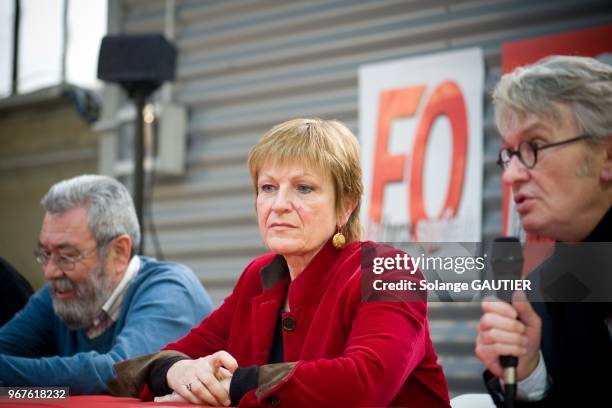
162, 240, 449, 407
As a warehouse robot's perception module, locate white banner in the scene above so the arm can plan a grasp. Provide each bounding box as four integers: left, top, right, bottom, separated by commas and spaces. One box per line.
359, 48, 484, 242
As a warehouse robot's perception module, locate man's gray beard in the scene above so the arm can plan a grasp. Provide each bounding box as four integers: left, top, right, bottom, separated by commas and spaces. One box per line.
49, 261, 115, 330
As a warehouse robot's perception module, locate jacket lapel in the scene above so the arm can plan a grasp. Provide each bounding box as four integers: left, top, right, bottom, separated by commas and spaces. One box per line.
251, 256, 289, 364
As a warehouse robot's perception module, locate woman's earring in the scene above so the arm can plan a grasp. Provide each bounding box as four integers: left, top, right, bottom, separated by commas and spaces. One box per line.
332, 229, 346, 249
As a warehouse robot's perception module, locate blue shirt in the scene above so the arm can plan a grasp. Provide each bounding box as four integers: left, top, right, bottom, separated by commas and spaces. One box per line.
0, 256, 213, 394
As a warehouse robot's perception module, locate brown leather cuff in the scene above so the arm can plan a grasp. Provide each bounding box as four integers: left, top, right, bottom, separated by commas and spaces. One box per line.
255, 362, 297, 399
107, 350, 189, 397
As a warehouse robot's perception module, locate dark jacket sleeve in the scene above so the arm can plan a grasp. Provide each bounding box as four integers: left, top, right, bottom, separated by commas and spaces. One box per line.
0, 257, 34, 327
148, 355, 191, 396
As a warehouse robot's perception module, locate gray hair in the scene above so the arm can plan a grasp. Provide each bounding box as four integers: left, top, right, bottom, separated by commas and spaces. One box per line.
493, 55, 612, 142
41, 175, 140, 254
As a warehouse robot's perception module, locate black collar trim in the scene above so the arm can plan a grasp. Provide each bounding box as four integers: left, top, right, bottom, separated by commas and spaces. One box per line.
259, 255, 289, 290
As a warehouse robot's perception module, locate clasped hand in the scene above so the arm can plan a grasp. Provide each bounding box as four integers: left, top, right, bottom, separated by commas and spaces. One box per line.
163, 350, 238, 406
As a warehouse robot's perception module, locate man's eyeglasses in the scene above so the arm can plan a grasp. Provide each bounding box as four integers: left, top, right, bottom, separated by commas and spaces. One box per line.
497, 135, 590, 170
33, 237, 117, 272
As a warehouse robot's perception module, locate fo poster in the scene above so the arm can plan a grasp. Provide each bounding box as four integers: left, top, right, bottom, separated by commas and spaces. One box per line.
359, 48, 484, 242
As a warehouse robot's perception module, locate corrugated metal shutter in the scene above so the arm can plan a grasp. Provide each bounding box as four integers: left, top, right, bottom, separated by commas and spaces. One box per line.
106, 0, 612, 396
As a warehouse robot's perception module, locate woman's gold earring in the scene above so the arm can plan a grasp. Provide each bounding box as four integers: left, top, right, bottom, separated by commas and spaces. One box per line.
332, 230, 346, 249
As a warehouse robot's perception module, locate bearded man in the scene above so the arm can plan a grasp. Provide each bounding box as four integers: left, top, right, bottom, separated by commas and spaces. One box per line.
0, 175, 213, 394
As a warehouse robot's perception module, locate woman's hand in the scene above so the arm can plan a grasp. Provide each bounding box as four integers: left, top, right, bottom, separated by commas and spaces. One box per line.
166, 351, 238, 406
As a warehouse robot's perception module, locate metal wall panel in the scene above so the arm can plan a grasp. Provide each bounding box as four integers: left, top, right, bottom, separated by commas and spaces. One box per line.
115, 0, 612, 297
109, 0, 612, 396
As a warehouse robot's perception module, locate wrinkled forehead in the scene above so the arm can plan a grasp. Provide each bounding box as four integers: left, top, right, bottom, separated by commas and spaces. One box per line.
39, 208, 94, 248
496, 101, 573, 143
257, 156, 330, 180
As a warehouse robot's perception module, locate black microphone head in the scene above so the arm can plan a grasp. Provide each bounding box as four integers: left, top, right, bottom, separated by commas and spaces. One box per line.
490, 237, 523, 302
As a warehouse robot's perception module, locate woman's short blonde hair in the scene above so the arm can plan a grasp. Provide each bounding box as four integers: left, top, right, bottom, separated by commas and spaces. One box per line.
247, 118, 363, 243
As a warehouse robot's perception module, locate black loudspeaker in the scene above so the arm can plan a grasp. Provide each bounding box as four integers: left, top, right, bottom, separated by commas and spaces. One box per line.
97, 33, 176, 97
97, 33, 177, 254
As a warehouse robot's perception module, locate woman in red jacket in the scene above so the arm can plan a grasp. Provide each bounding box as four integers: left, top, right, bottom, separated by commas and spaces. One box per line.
112, 118, 450, 407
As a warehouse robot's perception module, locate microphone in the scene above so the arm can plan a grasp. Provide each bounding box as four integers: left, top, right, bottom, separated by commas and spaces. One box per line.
490, 237, 523, 408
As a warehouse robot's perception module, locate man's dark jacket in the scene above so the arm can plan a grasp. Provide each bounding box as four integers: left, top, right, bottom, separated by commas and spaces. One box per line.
485, 208, 612, 407
0, 257, 34, 327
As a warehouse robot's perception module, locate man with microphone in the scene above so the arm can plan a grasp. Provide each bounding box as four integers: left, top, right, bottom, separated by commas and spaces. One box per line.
475, 55, 612, 406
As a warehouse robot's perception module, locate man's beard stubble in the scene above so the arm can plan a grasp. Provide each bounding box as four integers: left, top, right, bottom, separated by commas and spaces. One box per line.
49, 260, 115, 330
